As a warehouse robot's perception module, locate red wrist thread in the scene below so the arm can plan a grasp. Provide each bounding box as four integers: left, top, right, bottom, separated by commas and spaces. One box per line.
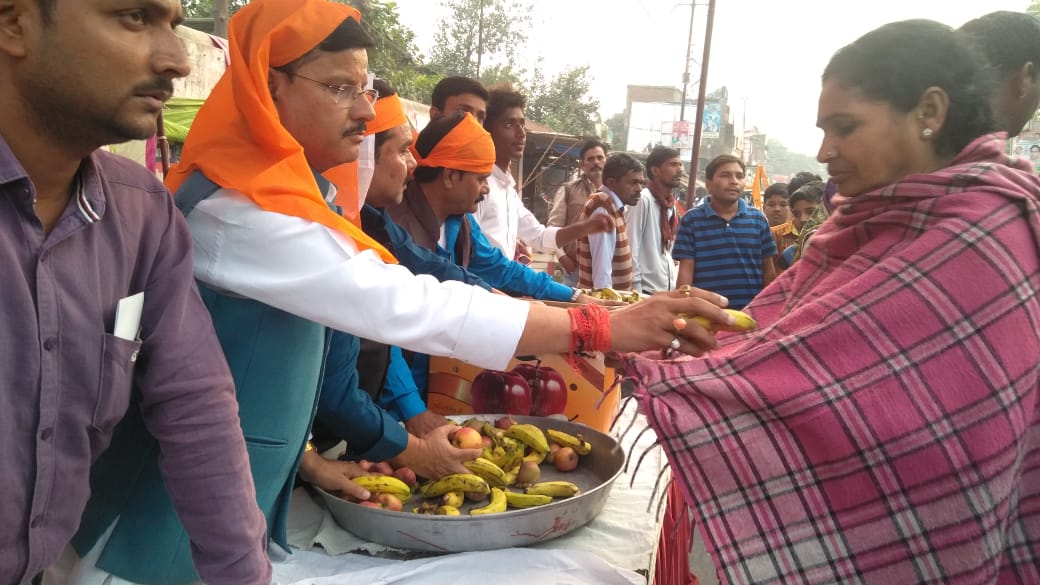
567, 305, 612, 370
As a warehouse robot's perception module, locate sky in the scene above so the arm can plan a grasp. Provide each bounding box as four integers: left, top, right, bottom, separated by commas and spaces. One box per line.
389, 0, 1028, 156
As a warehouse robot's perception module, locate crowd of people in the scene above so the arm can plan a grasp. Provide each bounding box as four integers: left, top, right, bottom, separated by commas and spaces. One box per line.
2, 0, 1039, 584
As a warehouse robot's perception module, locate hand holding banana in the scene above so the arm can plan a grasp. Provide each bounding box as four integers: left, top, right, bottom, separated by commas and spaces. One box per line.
606, 286, 746, 357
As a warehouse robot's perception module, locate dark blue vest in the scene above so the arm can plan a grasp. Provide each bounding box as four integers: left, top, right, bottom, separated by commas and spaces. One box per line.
71, 172, 335, 584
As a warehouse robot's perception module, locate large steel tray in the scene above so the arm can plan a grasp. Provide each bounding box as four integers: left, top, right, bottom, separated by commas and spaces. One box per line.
317, 414, 625, 553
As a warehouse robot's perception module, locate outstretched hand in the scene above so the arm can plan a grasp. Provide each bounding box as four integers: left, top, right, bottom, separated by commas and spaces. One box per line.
607, 287, 733, 356
297, 450, 371, 501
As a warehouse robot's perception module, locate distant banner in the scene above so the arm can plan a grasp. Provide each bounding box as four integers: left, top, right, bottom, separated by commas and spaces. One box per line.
1010, 133, 1040, 174
702, 101, 722, 139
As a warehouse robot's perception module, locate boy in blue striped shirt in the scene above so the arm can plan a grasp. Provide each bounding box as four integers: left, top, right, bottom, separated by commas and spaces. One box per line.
674, 155, 777, 309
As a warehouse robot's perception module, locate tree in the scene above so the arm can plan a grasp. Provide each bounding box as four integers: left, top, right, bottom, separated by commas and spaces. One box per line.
764, 139, 825, 179
353, 0, 440, 102
429, 0, 531, 78
526, 65, 601, 137
1028, 1, 1040, 16
604, 112, 628, 148
181, 0, 247, 20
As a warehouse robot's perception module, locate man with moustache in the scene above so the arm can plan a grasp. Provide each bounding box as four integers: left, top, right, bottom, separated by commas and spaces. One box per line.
0, 0, 270, 583
674, 154, 778, 309
476, 85, 610, 261
625, 145, 683, 294
576, 153, 647, 290
548, 138, 609, 286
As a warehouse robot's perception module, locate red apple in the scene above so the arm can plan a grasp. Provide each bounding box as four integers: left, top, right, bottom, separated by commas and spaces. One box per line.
494, 415, 516, 430
471, 369, 532, 416
480, 435, 494, 449
546, 443, 561, 464
373, 493, 403, 511
358, 500, 382, 509
553, 447, 579, 472
516, 460, 541, 486
451, 426, 483, 450
511, 362, 568, 417
392, 466, 417, 488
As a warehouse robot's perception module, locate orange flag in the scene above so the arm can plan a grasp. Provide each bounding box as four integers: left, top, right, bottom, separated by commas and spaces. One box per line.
750, 165, 769, 209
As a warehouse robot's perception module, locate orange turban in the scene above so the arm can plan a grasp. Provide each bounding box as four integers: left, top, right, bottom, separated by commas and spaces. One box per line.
165, 0, 396, 263
365, 93, 408, 136
414, 113, 495, 175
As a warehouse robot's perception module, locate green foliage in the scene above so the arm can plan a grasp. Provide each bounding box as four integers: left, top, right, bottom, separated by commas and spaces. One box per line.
181, 0, 247, 19
604, 112, 627, 147
429, 0, 531, 78
1028, 1, 1040, 16
526, 65, 600, 137
479, 64, 527, 89
352, 0, 439, 102
765, 139, 825, 179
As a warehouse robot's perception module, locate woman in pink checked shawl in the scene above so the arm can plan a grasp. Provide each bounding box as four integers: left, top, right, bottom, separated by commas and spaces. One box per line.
631, 20, 1040, 585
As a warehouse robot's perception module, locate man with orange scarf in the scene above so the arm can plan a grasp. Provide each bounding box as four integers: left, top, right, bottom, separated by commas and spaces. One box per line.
62, 1, 735, 583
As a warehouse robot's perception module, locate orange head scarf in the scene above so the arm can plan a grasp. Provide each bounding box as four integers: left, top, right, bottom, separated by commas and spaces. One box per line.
365, 92, 409, 136
414, 113, 496, 175
165, 0, 395, 263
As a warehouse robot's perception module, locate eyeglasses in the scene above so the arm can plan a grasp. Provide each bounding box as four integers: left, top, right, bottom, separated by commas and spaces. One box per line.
293, 74, 379, 108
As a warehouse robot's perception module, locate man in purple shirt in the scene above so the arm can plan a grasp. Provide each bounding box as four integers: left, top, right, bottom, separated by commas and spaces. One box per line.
0, 1, 270, 584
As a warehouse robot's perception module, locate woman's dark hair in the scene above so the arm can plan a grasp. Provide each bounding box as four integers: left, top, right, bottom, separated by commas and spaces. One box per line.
412, 112, 467, 183
958, 11, 1040, 77
372, 79, 399, 158
823, 19, 996, 157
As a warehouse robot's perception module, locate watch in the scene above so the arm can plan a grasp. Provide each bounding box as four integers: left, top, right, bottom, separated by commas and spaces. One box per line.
570, 288, 583, 302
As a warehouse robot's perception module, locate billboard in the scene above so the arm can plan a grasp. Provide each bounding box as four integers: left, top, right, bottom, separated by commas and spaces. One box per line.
702, 101, 722, 139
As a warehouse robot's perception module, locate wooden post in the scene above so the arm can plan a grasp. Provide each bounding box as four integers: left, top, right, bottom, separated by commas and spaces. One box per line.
686, 0, 716, 203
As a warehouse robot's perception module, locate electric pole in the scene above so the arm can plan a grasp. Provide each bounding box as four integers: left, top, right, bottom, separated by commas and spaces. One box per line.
679, 2, 696, 121
686, 0, 716, 203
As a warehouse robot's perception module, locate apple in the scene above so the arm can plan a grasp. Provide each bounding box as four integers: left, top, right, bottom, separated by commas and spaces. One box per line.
358, 500, 382, 509
553, 447, 579, 472
466, 490, 488, 502
451, 426, 483, 450
370, 461, 395, 476
373, 493, 404, 511
480, 435, 494, 449
511, 362, 568, 417
392, 466, 417, 488
546, 443, 561, 464
516, 460, 541, 486
494, 415, 516, 430
471, 369, 532, 416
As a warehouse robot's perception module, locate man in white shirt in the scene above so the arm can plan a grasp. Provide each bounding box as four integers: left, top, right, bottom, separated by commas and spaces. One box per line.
475, 84, 609, 260
577, 153, 646, 290
626, 145, 683, 294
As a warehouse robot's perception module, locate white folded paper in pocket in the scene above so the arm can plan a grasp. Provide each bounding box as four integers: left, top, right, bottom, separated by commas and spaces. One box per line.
113, 292, 144, 341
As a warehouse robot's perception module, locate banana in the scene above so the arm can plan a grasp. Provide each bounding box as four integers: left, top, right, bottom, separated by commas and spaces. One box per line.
470, 487, 507, 515
525, 481, 581, 498
593, 287, 621, 300
504, 490, 553, 509
442, 491, 464, 508
420, 473, 490, 498
434, 505, 461, 516
522, 449, 546, 464
505, 423, 549, 454
686, 309, 758, 334
463, 457, 507, 487
546, 429, 592, 456
351, 475, 412, 500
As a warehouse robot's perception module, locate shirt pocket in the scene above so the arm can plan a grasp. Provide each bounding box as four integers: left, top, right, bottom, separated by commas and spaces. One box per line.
91, 333, 142, 434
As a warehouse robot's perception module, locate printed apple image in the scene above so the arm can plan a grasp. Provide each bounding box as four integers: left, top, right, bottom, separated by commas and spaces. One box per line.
511, 361, 567, 417
471, 369, 532, 416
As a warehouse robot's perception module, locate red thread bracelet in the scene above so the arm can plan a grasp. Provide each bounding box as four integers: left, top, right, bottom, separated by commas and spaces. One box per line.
567, 305, 612, 370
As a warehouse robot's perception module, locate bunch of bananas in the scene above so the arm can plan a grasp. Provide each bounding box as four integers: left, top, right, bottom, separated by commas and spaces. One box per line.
353, 421, 593, 517
583, 288, 642, 304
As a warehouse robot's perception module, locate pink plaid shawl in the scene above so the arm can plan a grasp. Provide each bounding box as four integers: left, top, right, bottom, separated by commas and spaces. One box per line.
631, 134, 1040, 584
